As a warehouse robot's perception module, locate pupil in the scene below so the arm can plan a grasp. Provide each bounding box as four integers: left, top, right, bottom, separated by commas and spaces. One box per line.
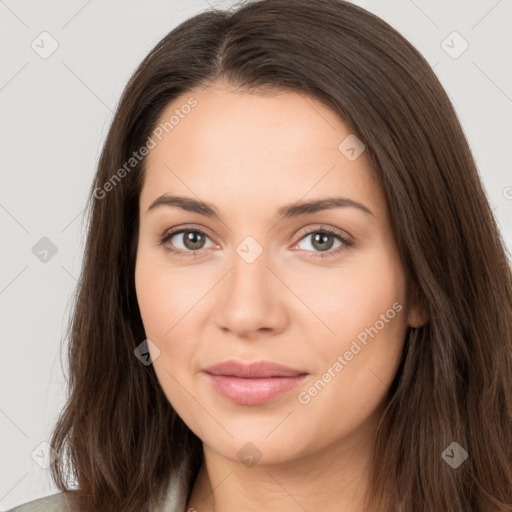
313, 233, 333, 251
185, 231, 204, 249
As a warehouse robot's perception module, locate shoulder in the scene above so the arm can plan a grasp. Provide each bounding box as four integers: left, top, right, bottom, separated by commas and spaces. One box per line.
6, 492, 71, 512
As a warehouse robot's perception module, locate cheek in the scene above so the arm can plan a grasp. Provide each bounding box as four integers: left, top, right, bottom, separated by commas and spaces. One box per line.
298, 246, 409, 407
135, 252, 167, 341
293, 293, 407, 452
135, 243, 198, 340
301, 253, 407, 349
134, 244, 200, 398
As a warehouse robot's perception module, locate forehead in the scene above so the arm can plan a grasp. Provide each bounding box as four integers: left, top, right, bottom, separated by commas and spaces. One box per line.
149, 83, 348, 159
139, 83, 385, 219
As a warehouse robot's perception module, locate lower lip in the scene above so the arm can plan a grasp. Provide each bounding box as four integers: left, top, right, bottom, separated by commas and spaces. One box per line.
204, 373, 308, 405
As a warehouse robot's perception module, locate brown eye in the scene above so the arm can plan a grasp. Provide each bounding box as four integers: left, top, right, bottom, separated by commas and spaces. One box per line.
179, 230, 207, 250
159, 228, 214, 257
294, 227, 353, 258
310, 232, 336, 251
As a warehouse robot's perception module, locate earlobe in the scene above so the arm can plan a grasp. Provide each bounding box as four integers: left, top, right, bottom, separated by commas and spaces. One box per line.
407, 307, 429, 328
407, 288, 430, 328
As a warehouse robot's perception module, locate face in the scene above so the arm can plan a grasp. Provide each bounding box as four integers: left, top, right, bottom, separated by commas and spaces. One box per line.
135, 81, 425, 466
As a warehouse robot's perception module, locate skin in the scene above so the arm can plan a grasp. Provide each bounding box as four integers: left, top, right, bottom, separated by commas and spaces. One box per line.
134, 80, 428, 512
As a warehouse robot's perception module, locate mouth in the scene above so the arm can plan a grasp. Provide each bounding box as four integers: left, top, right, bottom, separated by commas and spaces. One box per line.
202, 360, 308, 405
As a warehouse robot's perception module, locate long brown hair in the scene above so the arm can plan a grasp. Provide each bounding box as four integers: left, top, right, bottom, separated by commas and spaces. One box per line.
49, 1, 512, 510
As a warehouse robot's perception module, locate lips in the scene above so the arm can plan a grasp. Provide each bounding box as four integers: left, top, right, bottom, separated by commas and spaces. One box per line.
203, 360, 307, 378
202, 360, 308, 405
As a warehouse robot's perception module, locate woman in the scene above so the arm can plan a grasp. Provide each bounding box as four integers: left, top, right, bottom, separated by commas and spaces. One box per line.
10, 0, 512, 511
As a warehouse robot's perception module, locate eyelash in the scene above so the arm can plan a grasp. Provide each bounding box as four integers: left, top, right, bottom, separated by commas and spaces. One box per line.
157, 225, 354, 259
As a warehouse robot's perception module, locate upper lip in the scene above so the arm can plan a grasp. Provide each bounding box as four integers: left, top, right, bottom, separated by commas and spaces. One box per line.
203, 360, 308, 378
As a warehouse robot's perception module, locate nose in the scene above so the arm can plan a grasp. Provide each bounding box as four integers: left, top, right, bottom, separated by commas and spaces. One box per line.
214, 247, 289, 339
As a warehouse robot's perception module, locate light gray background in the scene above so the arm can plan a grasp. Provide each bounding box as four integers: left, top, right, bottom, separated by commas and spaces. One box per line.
1, 0, 511, 509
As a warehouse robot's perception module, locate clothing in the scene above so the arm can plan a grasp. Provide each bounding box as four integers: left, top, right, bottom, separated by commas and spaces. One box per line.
7, 456, 192, 512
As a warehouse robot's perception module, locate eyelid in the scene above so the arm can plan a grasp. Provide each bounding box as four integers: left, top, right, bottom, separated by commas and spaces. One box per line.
291, 225, 354, 258
294, 223, 353, 243
158, 223, 218, 243
158, 223, 354, 258
156, 224, 218, 253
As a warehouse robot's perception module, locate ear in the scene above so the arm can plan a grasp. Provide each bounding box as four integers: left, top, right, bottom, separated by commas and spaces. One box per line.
407, 286, 429, 328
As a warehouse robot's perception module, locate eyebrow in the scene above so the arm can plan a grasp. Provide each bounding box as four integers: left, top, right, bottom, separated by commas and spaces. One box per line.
146, 194, 374, 219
